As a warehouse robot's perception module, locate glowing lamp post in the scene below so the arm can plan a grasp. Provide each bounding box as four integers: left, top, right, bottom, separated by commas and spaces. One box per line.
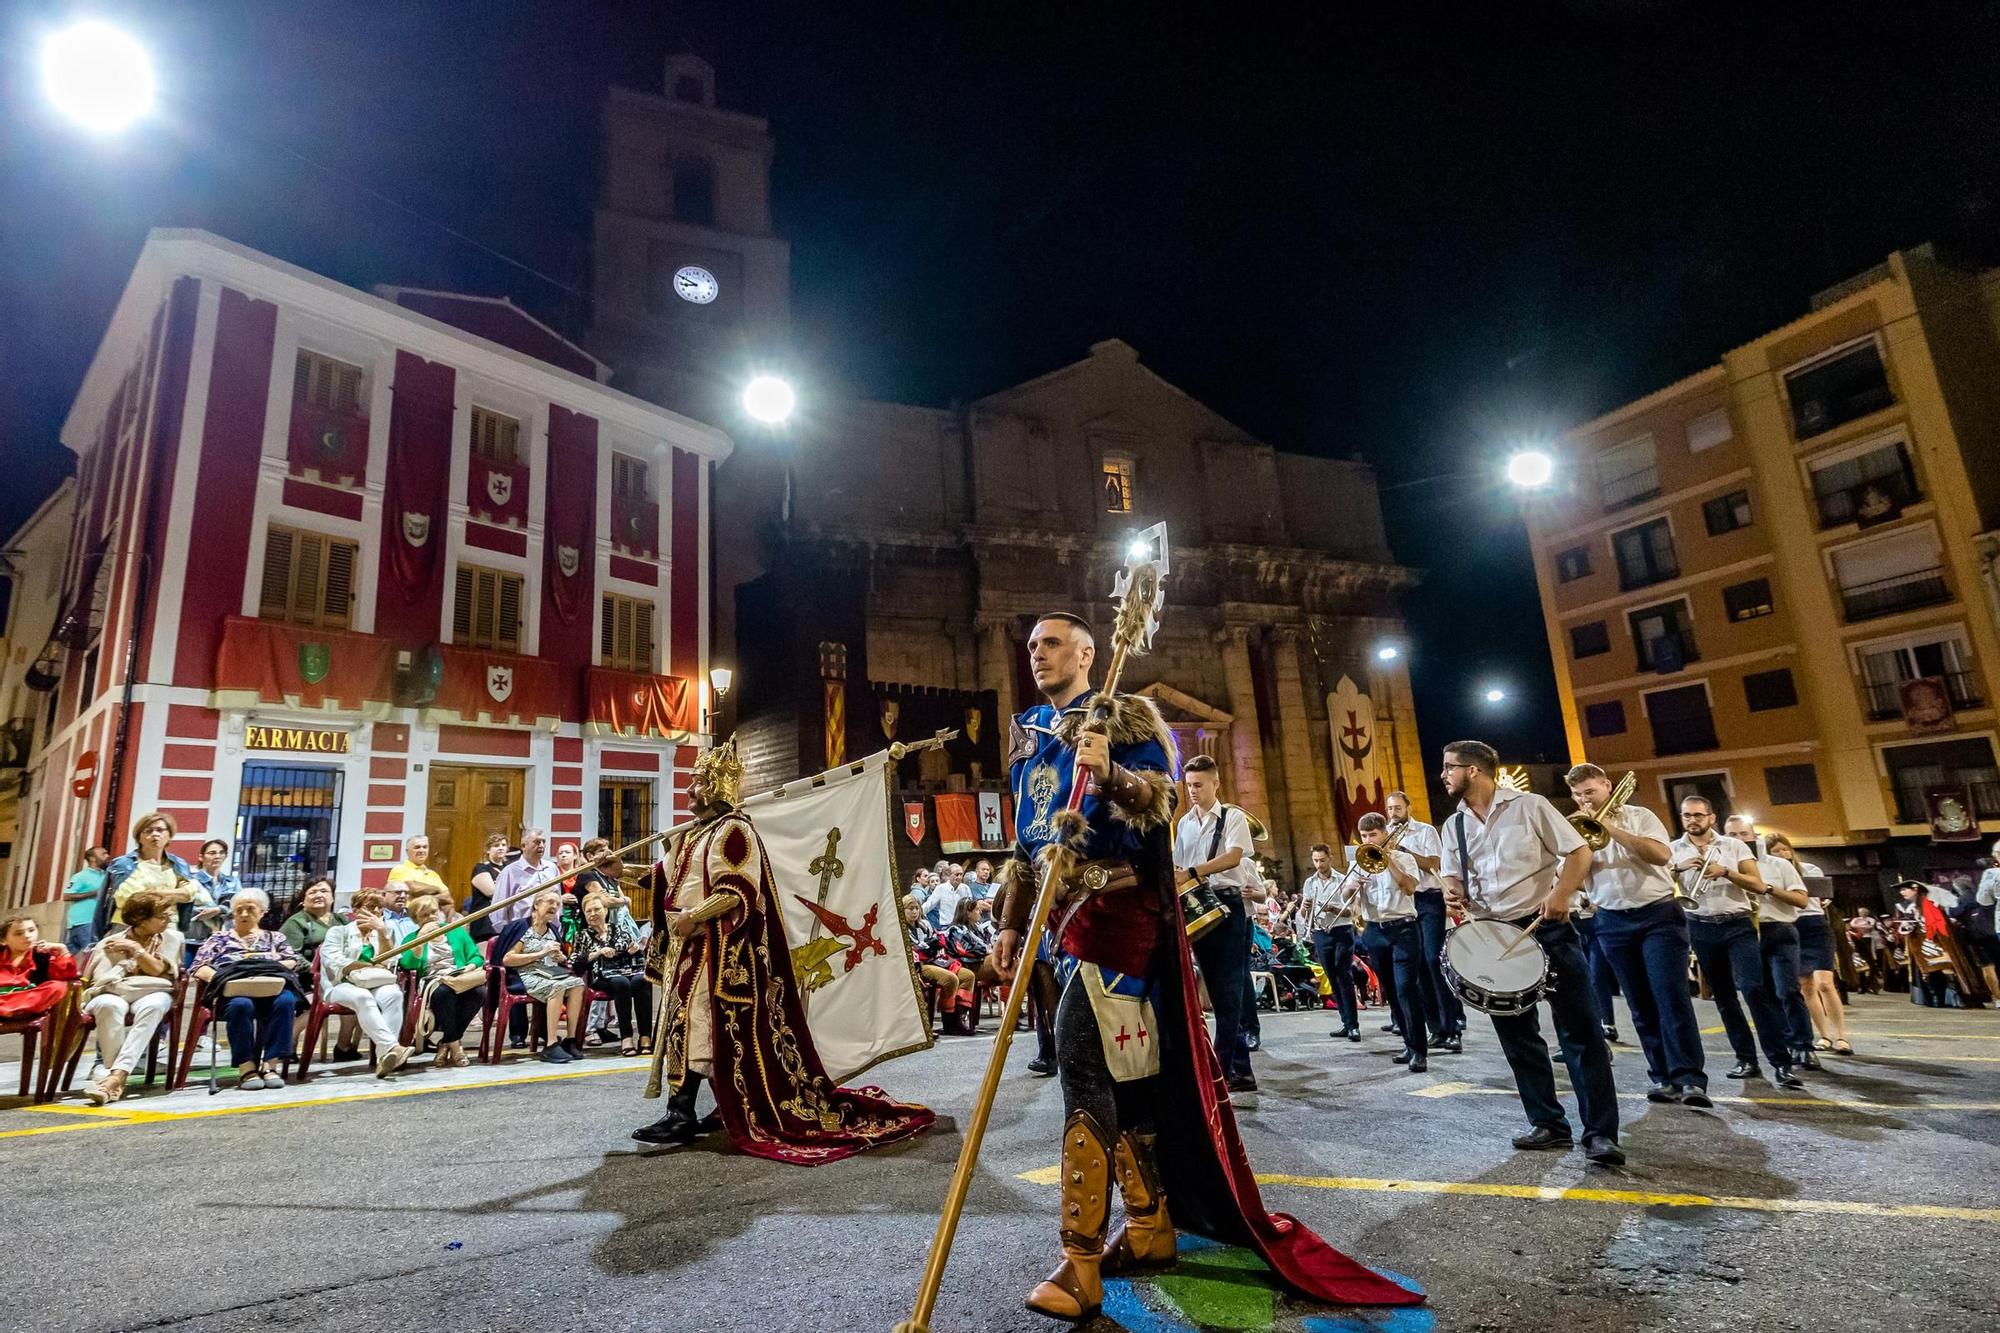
42, 20, 155, 134
741, 375, 796, 426
1505, 449, 1554, 491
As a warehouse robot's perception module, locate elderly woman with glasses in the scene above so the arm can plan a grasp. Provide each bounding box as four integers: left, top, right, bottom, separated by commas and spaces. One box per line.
189, 889, 299, 1090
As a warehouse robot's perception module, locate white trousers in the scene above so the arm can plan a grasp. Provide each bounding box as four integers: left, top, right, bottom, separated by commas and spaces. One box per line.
325, 982, 404, 1048
85, 991, 175, 1075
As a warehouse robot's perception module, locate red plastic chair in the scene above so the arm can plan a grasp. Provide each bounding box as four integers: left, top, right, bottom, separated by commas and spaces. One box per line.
480, 938, 538, 1063
295, 951, 384, 1082
55, 955, 182, 1098
1, 980, 80, 1103
175, 974, 300, 1092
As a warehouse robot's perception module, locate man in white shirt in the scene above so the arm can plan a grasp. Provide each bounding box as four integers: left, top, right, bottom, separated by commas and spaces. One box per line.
492, 827, 551, 927
1439, 740, 1621, 1165
1351, 813, 1429, 1071
1386, 790, 1464, 1052
1298, 843, 1361, 1040
1725, 815, 1819, 1072
924, 862, 971, 929
1173, 754, 1262, 1094
1566, 764, 1708, 1106
1672, 799, 1800, 1088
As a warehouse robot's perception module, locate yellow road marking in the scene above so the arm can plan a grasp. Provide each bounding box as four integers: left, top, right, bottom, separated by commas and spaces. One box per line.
1405, 1083, 2000, 1111
1, 1063, 646, 1139
1699, 1023, 1999, 1040
1014, 1167, 2000, 1223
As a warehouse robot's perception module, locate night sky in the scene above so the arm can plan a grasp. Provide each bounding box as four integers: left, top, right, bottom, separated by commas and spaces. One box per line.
7, 1, 2000, 795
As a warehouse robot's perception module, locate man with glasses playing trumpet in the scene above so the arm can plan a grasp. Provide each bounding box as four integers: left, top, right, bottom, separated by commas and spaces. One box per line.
1350, 813, 1430, 1072
1565, 764, 1710, 1107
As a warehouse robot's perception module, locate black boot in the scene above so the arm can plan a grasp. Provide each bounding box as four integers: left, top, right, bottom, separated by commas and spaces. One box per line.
632, 1074, 705, 1144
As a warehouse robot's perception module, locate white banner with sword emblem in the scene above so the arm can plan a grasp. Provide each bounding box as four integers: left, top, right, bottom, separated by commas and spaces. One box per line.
741, 748, 932, 1081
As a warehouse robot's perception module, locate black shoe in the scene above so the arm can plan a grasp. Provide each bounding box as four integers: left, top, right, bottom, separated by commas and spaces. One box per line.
538, 1045, 573, 1064
596, 1027, 620, 1044
1645, 1082, 1681, 1104
1583, 1134, 1626, 1166
563, 1037, 585, 1057
1726, 1061, 1760, 1080
1602, 1025, 1620, 1044
1380, 1023, 1400, 1033
1392, 1050, 1412, 1064
1225, 1076, 1259, 1094
1246, 1032, 1262, 1052
1774, 1065, 1805, 1090
1406, 1055, 1428, 1073
1797, 1050, 1824, 1072
1429, 1034, 1454, 1051
1440, 1033, 1463, 1054
696, 1111, 724, 1134
1512, 1125, 1574, 1151
631, 1112, 702, 1145
1026, 1056, 1057, 1077
1679, 1086, 1714, 1108
331, 1046, 360, 1063
1333, 1028, 1361, 1041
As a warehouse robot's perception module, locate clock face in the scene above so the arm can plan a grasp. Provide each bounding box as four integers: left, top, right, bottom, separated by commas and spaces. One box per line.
672, 265, 720, 305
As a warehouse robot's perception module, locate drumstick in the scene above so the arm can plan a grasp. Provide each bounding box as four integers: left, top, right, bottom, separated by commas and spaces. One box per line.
1495, 916, 1546, 962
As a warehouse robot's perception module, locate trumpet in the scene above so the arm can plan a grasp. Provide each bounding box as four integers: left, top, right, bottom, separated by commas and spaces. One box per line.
1354, 819, 1409, 875
1569, 771, 1636, 850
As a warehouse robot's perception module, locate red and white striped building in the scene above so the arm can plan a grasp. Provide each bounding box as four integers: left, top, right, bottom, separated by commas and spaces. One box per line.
13, 230, 728, 913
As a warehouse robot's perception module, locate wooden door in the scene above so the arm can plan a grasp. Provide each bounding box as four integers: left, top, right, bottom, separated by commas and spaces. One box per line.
425, 765, 525, 891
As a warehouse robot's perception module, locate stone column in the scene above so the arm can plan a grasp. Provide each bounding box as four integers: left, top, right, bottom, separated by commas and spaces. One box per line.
977, 616, 1020, 723
1217, 625, 1277, 853
1270, 627, 1330, 877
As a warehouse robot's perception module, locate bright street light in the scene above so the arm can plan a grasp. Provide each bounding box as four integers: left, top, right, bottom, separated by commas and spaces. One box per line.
1484, 686, 1507, 704
1505, 448, 1554, 490
1375, 644, 1401, 662
742, 375, 796, 425
42, 20, 155, 134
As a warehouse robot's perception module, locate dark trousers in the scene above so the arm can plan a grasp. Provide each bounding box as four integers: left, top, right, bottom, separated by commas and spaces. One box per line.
1192, 901, 1253, 1081
1056, 970, 1158, 1138
1759, 921, 1811, 1053
1487, 917, 1618, 1141
1689, 915, 1792, 1069
1361, 922, 1403, 1029
222, 990, 297, 1065
1311, 926, 1359, 1031
428, 985, 484, 1043
1366, 917, 1430, 1058
1594, 898, 1706, 1090
597, 973, 655, 1040
1572, 912, 1620, 1029
1031, 959, 1059, 1065
1414, 890, 1466, 1035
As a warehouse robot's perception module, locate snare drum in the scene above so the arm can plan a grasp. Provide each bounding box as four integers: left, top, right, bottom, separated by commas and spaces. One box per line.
1178, 880, 1230, 942
1441, 919, 1550, 1017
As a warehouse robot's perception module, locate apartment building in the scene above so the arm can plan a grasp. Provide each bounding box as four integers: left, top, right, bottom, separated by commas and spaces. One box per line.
1530, 245, 2000, 883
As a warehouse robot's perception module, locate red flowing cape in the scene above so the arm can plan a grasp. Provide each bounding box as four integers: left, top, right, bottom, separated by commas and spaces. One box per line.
653, 812, 934, 1165
1132, 831, 1422, 1307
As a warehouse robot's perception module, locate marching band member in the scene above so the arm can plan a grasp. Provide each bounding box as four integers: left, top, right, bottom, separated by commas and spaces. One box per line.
1565, 764, 1708, 1107
1771, 835, 1852, 1054
1438, 741, 1621, 1165
1298, 843, 1361, 1041
1670, 798, 1801, 1089
1350, 813, 1428, 1072
1725, 816, 1820, 1073
1385, 791, 1464, 1053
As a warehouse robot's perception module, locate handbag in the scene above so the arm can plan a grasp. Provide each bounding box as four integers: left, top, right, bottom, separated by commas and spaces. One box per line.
345, 966, 397, 990
112, 975, 175, 1001
439, 966, 487, 994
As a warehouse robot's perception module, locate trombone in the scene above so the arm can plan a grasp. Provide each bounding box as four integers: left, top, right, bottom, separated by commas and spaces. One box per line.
1354, 819, 1410, 875
1569, 771, 1637, 850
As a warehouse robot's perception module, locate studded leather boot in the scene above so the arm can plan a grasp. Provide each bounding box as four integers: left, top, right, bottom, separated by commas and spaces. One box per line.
1025, 1109, 1112, 1320
1102, 1130, 1175, 1273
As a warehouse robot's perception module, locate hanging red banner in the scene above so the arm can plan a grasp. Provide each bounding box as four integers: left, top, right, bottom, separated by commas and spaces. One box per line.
585, 667, 695, 739
903, 801, 926, 846
429, 644, 563, 728
935, 792, 980, 854
468, 456, 529, 527
212, 616, 399, 713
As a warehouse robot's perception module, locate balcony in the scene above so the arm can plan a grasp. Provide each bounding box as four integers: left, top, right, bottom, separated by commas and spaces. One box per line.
1815, 470, 1920, 530
611, 495, 659, 557
1863, 670, 1986, 722
468, 455, 529, 527
287, 405, 369, 486
1838, 566, 1951, 622
1601, 464, 1662, 513
1892, 778, 2000, 824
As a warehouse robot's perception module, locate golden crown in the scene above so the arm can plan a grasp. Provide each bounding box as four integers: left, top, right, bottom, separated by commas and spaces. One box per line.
690, 737, 744, 808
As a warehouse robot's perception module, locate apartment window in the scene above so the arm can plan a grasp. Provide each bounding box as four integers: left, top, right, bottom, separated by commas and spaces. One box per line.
600, 592, 656, 672
294, 349, 363, 415
453, 564, 523, 652
1809, 439, 1920, 529
1102, 456, 1135, 514
599, 779, 654, 850
1785, 339, 1894, 439
470, 407, 521, 466
1645, 683, 1719, 757
1855, 634, 1982, 721
1570, 621, 1611, 659
1663, 771, 1733, 821
1596, 435, 1660, 511
1685, 408, 1732, 454
1765, 763, 1821, 806
1555, 546, 1592, 583
258, 526, 357, 630
1742, 667, 1798, 712
1832, 527, 1949, 622
612, 454, 651, 501
1723, 578, 1774, 623
1584, 700, 1626, 738
1611, 518, 1678, 591
1628, 599, 1699, 672
1703, 490, 1753, 536
1883, 737, 2000, 824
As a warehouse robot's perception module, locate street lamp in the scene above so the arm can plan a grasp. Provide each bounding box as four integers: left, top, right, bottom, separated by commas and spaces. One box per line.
742, 375, 796, 425
1505, 448, 1554, 490
42, 20, 155, 134
1484, 686, 1508, 705
709, 666, 733, 701
1374, 644, 1401, 662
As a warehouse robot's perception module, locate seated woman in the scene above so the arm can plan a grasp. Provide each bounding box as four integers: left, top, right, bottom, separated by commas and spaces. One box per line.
189, 889, 299, 1090
80, 890, 183, 1104
319, 889, 414, 1078
903, 895, 974, 1035
575, 891, 652, 1056
0, 912, 79, 1021
400, 892, 484, 1068
280, 877, 363, 1059
503, 889, 588, 1063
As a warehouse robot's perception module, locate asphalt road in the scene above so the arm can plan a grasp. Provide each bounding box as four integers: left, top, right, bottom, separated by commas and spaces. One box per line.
5, 992, 1997, 1333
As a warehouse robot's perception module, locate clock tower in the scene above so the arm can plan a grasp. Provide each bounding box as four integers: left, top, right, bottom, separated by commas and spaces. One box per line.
589, 53, 791, 420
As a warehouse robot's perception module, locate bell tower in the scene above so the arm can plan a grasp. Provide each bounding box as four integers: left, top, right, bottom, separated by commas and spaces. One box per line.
589, 53, 791, 420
